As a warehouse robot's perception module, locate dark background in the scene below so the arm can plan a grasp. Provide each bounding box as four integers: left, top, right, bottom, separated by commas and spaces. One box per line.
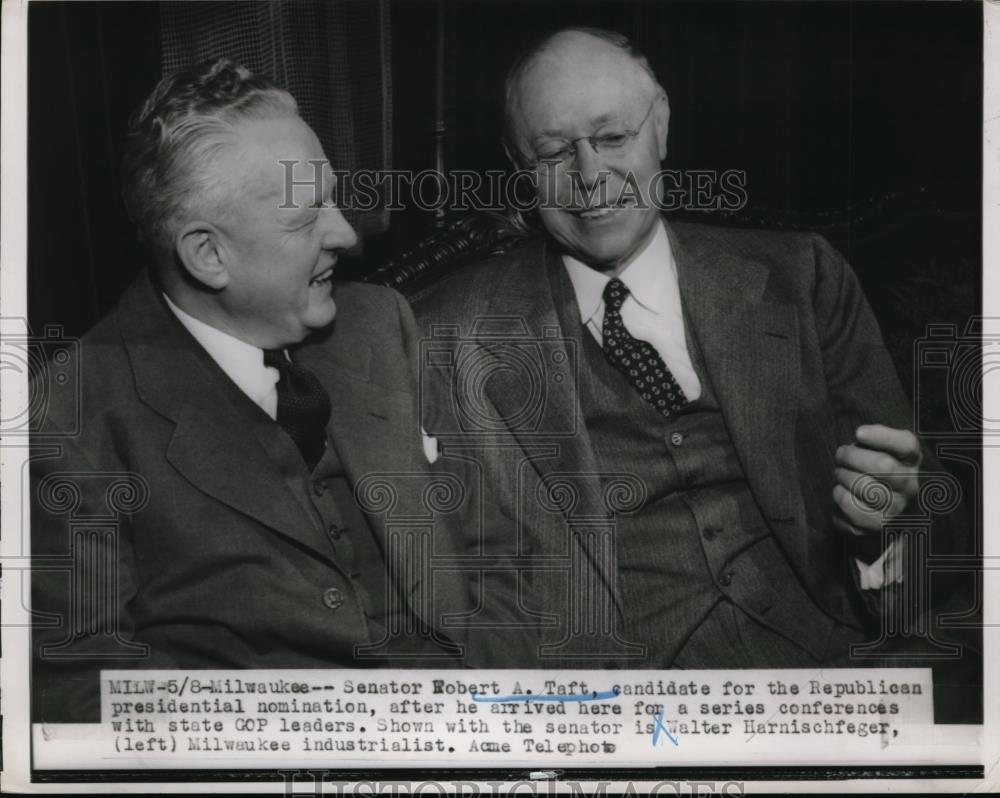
29, 0, 981, 339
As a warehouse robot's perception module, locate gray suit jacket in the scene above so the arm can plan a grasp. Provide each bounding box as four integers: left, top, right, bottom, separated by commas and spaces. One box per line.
413, 220, 967, 666
31, 270, 469, 721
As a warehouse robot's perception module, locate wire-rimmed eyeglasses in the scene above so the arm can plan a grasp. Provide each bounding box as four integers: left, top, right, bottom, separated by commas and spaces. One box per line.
525, 95, 659, 172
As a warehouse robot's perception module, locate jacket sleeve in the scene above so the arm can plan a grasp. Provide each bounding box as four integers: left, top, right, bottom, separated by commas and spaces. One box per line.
807, 234, 973, 615
31, 430, 181, 723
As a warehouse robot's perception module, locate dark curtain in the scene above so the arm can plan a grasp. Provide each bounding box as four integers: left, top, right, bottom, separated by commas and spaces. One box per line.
27, 1, 161, 339
159, 0, 393, 238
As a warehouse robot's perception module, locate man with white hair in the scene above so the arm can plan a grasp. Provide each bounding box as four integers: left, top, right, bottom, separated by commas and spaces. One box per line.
31, 59, 467, 722
415, 28, 972, 681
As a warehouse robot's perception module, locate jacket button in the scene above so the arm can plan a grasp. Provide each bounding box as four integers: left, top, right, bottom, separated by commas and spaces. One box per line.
670, 432, 684, 446
718, 570, 734, 587
322, 588, 344, 609
328, 524, 342, 539
702, 526, 719, 541
313, 479, 327, 497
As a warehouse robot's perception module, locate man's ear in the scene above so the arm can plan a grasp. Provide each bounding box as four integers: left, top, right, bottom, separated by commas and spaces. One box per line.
653, 92, 671, 162
175, 221, 230, 290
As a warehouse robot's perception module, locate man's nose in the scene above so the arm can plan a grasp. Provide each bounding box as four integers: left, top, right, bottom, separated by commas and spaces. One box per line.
320, 206, 359, 251
572, 141, 607, 189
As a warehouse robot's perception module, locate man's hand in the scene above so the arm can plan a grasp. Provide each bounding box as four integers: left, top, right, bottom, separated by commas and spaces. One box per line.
833, 424, 922, 536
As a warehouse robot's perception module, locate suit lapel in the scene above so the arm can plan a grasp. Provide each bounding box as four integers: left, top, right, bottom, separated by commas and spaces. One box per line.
164, 400, 336, 557
118, 272, 334, 561
476, 242, 629, 629
481, 241, 605, 516
669, 223, 807, 565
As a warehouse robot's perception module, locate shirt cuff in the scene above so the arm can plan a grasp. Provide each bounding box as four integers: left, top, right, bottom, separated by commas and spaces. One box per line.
855, 538, 904, 590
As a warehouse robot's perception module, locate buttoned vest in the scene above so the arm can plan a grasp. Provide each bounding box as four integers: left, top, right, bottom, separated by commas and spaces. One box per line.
548, 260, 866, 667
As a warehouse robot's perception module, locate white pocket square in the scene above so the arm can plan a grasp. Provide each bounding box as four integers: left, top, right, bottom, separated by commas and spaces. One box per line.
421, 428, 439, 464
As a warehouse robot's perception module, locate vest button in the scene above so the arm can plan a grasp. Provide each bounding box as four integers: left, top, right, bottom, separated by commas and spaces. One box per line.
328, 524, 342, 539
670, 432, 685, 446
702, 526, 719, 541
322, 588, 345, 609
718, 570, 734, 587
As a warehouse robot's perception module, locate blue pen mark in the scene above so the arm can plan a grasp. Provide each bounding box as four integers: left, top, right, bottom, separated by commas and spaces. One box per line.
471, 688, 620, 703
651, 711, 679, 747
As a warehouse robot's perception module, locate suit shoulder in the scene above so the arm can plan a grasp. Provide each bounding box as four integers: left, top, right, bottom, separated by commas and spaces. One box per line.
332, 279, 401, 314
325, 281, 418, 355
409, 236, 546, 318
29, 301, 139, 452
672, 220, 838, 263
42, 300, 130, 390
670, 220, 851, 294
333, 279, 411, 327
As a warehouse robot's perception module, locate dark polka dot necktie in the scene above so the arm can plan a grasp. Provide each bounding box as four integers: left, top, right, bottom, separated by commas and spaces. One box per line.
264, 349, 331, 470
601, 277, 688, 418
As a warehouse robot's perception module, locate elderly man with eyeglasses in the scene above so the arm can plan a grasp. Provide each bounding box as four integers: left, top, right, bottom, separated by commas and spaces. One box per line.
414, 27, 975, 696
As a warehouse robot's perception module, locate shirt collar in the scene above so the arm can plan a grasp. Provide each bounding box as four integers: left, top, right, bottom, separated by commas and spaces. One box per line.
561, 220, 676, 326
162, 293, 277, 408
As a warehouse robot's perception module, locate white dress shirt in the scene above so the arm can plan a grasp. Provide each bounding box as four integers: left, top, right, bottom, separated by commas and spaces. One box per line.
562, 220, 701, 401
164, 294, 280, 420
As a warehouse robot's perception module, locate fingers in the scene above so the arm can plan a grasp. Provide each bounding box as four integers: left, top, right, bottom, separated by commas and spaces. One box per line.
834, 444, 919, 495
833, 483, 887, 533
834, 466, 908, 516
832, 426, 922, 538
855, 424, 922, 466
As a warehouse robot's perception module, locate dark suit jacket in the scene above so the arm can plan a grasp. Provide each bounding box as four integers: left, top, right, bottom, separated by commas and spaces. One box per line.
31, 270, 468, 722
413, 220, 970, 667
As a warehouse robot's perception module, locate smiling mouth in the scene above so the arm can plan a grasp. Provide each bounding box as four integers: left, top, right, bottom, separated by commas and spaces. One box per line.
570, 201, 632, 220
310, 266, 334, 287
